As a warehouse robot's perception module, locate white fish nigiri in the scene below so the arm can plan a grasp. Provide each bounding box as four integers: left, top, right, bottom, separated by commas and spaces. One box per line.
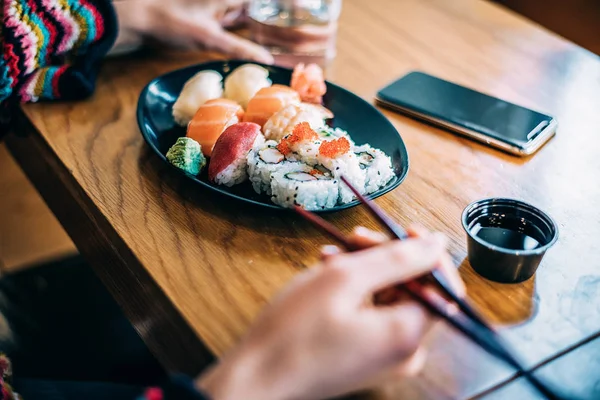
173, 70, 223, 126
224, 64, 272, 109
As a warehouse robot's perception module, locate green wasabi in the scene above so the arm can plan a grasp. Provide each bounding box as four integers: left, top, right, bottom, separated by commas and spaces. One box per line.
166, 137, 206, 175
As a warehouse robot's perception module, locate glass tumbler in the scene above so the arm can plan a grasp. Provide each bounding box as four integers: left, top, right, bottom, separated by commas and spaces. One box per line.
248, 0, 342, 68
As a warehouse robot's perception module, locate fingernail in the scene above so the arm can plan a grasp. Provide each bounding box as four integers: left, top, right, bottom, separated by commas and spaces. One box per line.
354, 226, 370, 236
321, 245, 340, 258
260, 53, 275, 65
322, 245, 338, 253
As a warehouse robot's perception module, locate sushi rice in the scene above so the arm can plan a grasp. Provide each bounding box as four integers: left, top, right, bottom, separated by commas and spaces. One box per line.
316, 126, 355, 147
270, 164, 338, 210
248, 140, 302, 195
354, 144, 395, 194
284, 138, 322, 166
317, 151, 366, 204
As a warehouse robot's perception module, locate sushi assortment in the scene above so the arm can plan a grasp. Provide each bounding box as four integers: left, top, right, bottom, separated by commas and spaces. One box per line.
166, 63, 395, 210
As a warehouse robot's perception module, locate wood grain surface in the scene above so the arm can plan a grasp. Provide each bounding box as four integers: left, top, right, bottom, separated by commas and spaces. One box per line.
6, 0, 600, 398
0, 144, 76, 272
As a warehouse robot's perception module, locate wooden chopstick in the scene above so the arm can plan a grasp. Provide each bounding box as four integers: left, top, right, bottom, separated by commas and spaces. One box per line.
294, 206, 356, 250
340, 176, 409, 240
294, 180, 562, 400
293, 205, 502, 357
340, 176, 493, 330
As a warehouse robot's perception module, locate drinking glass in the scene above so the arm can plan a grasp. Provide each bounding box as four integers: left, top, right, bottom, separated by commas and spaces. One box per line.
248, 0, 342, 68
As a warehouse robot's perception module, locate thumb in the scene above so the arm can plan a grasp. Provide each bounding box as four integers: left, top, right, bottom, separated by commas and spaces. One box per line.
187, 18, 274, 64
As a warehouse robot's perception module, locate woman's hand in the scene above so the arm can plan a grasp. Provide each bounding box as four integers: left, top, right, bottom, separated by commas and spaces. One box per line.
112, 0, 274, 63
197, 228, 464, 400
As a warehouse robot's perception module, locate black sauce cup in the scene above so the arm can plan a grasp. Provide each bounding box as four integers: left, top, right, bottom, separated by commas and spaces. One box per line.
462, 198, 559, 283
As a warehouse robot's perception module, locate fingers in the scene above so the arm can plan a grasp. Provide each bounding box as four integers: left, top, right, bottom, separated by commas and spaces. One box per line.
376, 347, 428, 382
185, 18, 274, 64
328, 236, 447, 297
321, 227, 386, 261
391, 346, 428, 377
436, 252, 466, 298
324, 225, 465, 300
407, 226, 466, 297
352, 346, 427, 392
348, 226, 388, 250
406, 225, 428, 238
220, 5, 247, 28
381, 301, 436, 358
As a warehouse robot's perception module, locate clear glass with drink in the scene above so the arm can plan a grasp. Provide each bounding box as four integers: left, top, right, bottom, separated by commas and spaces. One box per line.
249, 0, 342, 68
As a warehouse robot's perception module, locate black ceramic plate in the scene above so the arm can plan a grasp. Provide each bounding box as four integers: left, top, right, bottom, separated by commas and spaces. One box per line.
137, 60, 409, 212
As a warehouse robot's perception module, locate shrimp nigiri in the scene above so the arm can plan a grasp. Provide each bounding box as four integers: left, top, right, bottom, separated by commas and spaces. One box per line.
291, 63, 327, 104
263, 104, 325, 142
243, 84, 300, 128
187, 99, 244, 157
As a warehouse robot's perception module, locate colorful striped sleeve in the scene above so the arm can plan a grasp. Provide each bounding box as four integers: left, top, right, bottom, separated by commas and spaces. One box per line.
0, 0, 117, 104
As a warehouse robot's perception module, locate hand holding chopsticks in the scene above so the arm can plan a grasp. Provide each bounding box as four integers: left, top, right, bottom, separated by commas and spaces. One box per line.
198, 227, 458, 400
293, 176, 565, 400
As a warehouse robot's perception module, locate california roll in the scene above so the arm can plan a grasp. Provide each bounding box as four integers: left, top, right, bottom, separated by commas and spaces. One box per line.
317, 136, 366, 204
248, 140, 302, 195
270, 164, 338, 210
354, 144, 395, 194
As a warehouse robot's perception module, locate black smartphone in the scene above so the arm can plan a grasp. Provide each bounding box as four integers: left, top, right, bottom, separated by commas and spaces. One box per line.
375, 72, 557, 156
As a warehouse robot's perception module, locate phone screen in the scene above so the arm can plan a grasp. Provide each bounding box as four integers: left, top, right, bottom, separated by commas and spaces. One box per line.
376, 72, 554, 148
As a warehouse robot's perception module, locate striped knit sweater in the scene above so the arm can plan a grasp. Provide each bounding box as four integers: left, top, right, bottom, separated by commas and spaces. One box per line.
0, 0, 117, 105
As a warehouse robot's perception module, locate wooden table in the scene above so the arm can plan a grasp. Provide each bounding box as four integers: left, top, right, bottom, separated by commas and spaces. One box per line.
6, 0, 600, 398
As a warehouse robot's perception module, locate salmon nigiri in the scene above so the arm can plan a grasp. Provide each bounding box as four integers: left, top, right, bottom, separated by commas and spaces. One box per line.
243, 84, 300, 128
187, 98, 244, 157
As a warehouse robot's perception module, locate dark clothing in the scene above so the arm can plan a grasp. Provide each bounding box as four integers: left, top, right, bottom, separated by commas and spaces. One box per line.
1, 257, 210, 399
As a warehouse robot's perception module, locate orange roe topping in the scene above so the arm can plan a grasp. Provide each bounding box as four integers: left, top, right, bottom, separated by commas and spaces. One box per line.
277, 122, 319, 156
288, 122, 318, 145
319, 137, 351, 158
309, 169, 320, 176
277, 141, 292, 155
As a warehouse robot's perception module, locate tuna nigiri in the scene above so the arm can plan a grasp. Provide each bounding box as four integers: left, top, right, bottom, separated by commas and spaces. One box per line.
243, 84, 300, 128
291, 63, 327, 104
187, 99, 244, 157
209, 122, 263, 187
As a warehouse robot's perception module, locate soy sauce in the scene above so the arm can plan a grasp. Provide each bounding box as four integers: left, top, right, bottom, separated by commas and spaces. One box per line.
470, 216, 546, 251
